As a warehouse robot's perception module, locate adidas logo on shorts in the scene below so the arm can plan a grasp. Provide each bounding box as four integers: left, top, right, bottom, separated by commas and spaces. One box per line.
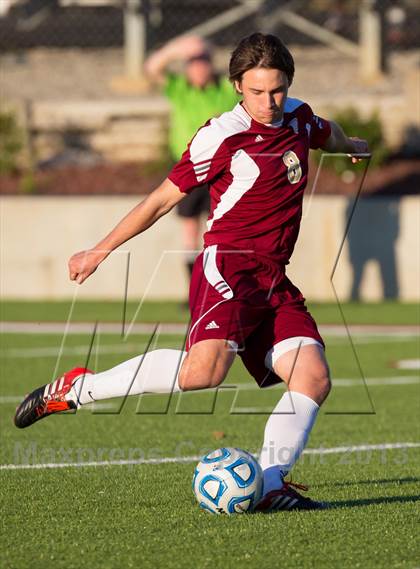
205, 321, 220, 330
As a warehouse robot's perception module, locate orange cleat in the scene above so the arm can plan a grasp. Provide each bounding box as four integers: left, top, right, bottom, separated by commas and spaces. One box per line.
14, 367, 93, 429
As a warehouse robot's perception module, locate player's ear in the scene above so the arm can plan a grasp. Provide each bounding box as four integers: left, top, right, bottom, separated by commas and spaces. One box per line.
234, 80, 242, 94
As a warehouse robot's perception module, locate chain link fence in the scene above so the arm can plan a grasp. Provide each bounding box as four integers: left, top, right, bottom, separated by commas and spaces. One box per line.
0, 0, 418, 51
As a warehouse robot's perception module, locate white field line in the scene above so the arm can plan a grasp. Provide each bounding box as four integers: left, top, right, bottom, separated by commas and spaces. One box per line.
0, 343, 159, 358
395, 359, 420, 370
1, 321, 418, 337
0, 322, 189, 335
1, 442, 419, 471
333, 376, 419, 386
1, 376, 418, 405
179, 376, 419, 389
325, 336, 417, 345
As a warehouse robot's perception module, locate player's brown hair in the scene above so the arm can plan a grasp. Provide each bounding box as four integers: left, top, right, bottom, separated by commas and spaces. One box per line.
229, 33, 295, 86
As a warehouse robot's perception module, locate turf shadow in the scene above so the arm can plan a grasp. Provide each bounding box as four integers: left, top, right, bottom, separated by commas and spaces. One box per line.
327, 494, 420, 509
317, 476, 420, 488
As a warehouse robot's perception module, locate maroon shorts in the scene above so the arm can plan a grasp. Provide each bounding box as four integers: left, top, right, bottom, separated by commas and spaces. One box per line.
187, 245, 324, 387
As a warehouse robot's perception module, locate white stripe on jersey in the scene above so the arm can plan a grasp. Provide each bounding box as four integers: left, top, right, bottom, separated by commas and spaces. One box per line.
207, 149, 260, 230
189, 99, 304, 170
187, 99, 304, 223
203, 245, 233, 300
189, 103, 251, 173
193, 161, 211, 173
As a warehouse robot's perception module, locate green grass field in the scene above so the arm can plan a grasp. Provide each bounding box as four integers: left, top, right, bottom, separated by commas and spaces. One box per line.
1, 301, 419, 568
1, 299, 419, 325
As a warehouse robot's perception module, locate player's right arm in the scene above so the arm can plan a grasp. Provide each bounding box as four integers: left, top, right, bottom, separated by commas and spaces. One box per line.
70, 113, 228, 285
68, 178, 185, 284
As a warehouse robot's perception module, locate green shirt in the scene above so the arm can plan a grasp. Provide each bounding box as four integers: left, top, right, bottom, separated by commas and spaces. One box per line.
164, 73, 239, 160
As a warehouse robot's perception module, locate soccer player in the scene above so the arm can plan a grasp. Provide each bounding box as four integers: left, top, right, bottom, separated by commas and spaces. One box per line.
15, 33, 369, 511
145, 35, 238, 281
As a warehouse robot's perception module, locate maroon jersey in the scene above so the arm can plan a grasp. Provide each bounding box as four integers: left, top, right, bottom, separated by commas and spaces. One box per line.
168, 99, 331, 264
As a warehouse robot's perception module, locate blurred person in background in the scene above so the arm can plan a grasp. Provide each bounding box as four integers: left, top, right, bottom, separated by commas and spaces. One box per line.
145, 36, 238, 295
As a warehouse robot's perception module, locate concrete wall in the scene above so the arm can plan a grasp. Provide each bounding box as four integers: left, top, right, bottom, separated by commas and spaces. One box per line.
1, 195, 419, 301
29, 98, 170, 163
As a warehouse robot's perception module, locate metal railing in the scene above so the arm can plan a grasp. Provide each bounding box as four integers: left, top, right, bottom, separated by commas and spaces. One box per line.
0, 0, 418, 82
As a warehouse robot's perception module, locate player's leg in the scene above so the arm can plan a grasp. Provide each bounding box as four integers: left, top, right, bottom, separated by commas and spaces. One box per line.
178, 339, 237, 390
273, 341, 331, 404
71, 337, 236, 403
258, 340, 330, 493
14, 245, 259, 432
252, 338, 331, 511
14, 339, 236, 429
240, 284, 330, 510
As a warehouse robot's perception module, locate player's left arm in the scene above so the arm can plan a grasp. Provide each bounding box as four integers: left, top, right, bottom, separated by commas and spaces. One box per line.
322, 120, 370, 163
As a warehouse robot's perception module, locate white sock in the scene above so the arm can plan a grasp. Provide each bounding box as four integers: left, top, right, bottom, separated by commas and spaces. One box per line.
67, 349, 186, 406
259, 391, 319, 495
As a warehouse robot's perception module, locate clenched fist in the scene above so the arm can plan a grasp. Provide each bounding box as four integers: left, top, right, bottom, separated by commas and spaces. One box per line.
348, 137, 370, 163
68, 249, 107, 285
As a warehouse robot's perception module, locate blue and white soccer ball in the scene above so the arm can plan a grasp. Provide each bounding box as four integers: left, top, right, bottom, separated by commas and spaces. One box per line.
192, 447, 263, 514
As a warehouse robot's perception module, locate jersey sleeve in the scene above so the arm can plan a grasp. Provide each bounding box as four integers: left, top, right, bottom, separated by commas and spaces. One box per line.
308, 109, 331, 149
168, 121, 229, 194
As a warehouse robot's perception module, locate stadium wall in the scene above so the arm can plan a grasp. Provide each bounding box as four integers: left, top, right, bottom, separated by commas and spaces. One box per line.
1, 195, 419, 302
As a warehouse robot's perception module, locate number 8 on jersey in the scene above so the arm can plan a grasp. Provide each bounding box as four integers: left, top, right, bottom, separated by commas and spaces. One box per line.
283, 150, 302, 184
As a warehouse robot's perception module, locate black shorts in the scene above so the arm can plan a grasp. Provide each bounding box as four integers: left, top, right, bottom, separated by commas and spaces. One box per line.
177, 184, 210, 218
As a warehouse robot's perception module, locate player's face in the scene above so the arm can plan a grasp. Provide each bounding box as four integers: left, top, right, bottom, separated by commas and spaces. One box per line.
235, 68, 289, 125
186, 59, 214, 88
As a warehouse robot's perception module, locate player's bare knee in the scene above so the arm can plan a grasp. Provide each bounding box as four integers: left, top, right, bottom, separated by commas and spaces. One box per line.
178, 355, 227, 391
314, 366, 331, 403
179, 340, 235, 391
178, 365, 194, 391
307, 354, 330, 393
319, 373, 332, 400
178, 365, 224, 391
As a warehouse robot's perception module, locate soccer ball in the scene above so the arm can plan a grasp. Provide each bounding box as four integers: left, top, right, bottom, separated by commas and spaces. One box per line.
192, 447, 263, 514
